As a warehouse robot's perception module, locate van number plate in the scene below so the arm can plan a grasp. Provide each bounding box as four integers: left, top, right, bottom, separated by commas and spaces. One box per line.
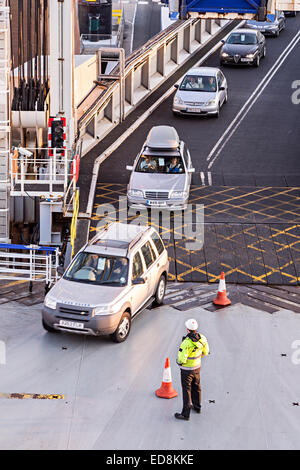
59, 320, 84, 329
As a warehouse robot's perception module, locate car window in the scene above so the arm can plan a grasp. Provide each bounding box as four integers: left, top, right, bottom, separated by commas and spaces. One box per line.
182, 143, 190, 167
141, 241, 157, 269
217, 72, 222, 88
136, 154, 185, 174
151, 233, 165, 256
227, 32, 257, 45
180, 75, 217, 92
132, 251, 144, 280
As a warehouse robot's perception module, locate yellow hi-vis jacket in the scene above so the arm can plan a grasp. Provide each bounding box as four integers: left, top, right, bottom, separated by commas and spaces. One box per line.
177, 332, 209, 371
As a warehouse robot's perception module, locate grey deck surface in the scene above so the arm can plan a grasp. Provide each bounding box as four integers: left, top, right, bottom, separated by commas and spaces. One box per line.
0, 292, 299, 450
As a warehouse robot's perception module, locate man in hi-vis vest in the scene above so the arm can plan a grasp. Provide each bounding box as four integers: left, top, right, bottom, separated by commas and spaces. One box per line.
175, 319, 209, 421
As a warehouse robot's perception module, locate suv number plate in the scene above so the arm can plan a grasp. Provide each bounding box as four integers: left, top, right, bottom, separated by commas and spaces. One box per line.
59, 320, 84, 329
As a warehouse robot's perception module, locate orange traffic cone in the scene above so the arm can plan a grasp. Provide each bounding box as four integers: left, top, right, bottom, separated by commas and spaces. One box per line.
213, 272, 231, 306
155, 358, 178, 399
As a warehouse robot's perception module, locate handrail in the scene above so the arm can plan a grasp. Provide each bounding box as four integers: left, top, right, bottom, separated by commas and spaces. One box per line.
70, 189, 79, 258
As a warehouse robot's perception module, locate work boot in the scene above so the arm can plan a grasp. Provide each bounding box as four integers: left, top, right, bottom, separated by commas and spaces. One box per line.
174, 413, 189, 421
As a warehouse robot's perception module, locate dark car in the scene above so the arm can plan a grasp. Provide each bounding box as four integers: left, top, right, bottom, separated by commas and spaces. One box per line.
220, 29, 266, 67
246, 11, 286, 36
284, 10, 297, 17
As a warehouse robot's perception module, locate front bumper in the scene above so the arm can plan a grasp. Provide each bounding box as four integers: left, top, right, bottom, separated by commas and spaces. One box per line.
127, 196, 188, 211
220, 55, 255, 65
172, 103, 218, 115
42, 305, 122, 336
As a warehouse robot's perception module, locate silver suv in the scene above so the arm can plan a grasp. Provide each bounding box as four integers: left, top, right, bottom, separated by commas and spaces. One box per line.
126, 126, 195, 211
42, 223, 169, 343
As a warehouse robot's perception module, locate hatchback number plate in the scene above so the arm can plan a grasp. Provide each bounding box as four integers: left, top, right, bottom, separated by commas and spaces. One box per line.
187, 107, 202, 113
59, 320, 84, 329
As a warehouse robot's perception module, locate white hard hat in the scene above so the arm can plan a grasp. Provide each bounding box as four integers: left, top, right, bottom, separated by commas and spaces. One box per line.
185, 318, 198, 331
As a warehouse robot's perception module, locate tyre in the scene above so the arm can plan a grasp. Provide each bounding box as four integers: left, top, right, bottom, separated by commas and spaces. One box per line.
42, 319, 57, 333
254, 55, 260, 67
262, 46, 266, 58
153, 275, 166, 307
110, 312, 131, 343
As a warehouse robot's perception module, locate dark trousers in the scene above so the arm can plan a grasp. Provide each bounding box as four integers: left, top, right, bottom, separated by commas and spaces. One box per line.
180, 368, 201, 418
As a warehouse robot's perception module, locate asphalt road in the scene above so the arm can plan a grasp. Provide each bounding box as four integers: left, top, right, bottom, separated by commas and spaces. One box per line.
97, 14, 300, 187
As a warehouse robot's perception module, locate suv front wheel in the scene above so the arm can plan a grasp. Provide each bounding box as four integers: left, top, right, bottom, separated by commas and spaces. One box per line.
153, 275, 166, 307
111, 312, 131, 343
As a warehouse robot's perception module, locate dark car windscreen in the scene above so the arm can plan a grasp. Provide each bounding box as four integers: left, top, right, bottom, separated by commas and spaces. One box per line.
227, 33, 257, 45
135, 154, 185, 174
180, 75, 217, 92
64, 252, 129, 286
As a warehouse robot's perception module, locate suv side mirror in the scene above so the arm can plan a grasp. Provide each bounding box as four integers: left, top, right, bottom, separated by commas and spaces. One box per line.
219, 86, 225, 91
132, 277, 145, 285
174, 84, 179, 89
188, 168, 195, 173
126, 165, 134, 171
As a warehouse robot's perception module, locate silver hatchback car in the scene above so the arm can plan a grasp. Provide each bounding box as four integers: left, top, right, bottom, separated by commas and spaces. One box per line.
172, 67, 228, 117
126, 126, 195, 211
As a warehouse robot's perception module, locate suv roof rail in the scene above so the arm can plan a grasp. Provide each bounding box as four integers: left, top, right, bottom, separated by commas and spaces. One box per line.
127, 226, 152, 255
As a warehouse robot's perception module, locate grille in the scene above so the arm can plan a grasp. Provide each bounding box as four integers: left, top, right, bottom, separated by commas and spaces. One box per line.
185, 102, 204, 106
145, 191, 169, 200
59, 306, 90, 316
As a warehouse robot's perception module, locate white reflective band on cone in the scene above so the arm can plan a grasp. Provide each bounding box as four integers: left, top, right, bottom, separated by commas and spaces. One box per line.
218, 278, 226, 292
163, 367, 172, 383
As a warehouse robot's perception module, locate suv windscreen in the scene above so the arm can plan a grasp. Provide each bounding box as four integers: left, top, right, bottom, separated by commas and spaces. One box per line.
180, 75, 217, 92
135, 154, 185, 174
64, 252, 129, 286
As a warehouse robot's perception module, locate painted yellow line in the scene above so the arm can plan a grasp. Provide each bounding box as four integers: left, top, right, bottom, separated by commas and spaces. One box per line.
0, 393, 64, 400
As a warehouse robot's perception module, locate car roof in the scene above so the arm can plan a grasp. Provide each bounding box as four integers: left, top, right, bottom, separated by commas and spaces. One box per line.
88, 222, 154, 256
186, 66, 219, 76
230, 28, 258, 34
146, 126, 180, 150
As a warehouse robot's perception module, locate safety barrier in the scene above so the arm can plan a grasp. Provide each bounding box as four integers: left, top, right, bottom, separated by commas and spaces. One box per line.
0, 243, 59, 287
9, 147, 73, 196
77, 17, 230, 155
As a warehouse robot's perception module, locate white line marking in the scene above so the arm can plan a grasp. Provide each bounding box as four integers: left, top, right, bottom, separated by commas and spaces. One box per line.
207, 171, 212, 186
206, 29, 300, 170
200, 171, 205, 185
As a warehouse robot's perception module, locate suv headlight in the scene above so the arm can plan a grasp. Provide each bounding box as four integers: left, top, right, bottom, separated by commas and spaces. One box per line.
171, 190, 188, 199
174, 95, 184, 105
128, 189, 143, 198
94, 305, 119, 316
44, 297, 57, 310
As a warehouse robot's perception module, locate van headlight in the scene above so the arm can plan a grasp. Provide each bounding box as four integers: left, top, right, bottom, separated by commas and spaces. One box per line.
44, 297, 57, 310
128, 189, 143, 198
94, 305, 119, 315
205, 99, 217, 106
174, 95, 184, 105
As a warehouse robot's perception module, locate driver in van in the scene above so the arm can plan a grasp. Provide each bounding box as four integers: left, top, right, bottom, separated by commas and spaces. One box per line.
140, 155, 157, 172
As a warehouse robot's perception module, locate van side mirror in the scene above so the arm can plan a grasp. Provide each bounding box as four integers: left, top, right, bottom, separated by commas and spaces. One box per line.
188, 168, 195, 173
174, 84, 179, 89
132, 277, 145, 285
219, 86, 225, 91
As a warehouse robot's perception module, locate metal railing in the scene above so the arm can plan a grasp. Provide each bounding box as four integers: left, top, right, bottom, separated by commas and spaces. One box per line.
0, 243, 59, 287
9, 147, 73, 195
